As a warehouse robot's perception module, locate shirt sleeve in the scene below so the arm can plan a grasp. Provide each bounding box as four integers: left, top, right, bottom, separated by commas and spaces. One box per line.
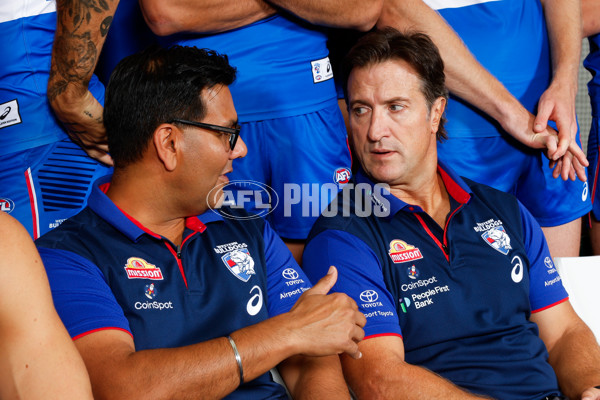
518, 202, 569, 312
262, 221, 312, 317
303, 229, 402, 339
37, 247, 131, 339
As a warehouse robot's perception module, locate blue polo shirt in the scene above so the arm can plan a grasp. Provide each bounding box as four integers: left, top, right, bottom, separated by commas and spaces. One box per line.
303, 163, 568, 400
36, 175, 311, 399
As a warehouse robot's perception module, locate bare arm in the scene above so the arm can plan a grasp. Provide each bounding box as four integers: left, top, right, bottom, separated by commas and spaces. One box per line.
75, 267, 365, 399
342, 335, 490, 399
267, 0, 383, 31
0, 213, 93, 399
140, 0, 382, 37
378, 0, 587, 181
140, 0, 276, 36
279, 355, 351, 399
533, 0, 582, 179
532, 301, 600, 400
582, 0, 600, 38
48, 0, 120, 166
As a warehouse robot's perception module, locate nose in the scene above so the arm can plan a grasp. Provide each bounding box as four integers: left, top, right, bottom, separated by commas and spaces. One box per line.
230, 135, 248, 159
366, 108, 388, 143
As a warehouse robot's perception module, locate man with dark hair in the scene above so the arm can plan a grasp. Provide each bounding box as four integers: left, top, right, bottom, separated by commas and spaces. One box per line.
303, 29, 600, 400
36, 45, 366, 399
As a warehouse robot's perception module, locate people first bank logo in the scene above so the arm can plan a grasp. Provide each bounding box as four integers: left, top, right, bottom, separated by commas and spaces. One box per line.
388, 239, 424, 264
124, 257, 164, 280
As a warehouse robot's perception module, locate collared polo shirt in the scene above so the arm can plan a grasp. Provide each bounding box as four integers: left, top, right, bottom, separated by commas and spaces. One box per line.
37, 175, 311, 399
303, 163, 567, 400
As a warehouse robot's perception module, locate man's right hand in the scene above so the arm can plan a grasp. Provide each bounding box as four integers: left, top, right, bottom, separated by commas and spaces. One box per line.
287, 266, 366, 359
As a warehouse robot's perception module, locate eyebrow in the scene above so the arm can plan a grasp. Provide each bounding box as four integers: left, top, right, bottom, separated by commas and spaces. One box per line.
349, 96, 410, 108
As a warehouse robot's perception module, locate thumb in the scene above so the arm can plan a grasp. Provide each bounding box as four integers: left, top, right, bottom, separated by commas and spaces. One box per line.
534, 101, 552, 133
309, 266, 338, 295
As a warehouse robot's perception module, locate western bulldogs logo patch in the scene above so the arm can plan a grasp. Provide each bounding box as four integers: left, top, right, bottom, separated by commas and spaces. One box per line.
481, 225, 512, 255
222, 248, 256, 282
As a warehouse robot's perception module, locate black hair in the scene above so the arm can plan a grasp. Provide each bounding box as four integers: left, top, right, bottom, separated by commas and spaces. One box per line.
104, 45, 237, 167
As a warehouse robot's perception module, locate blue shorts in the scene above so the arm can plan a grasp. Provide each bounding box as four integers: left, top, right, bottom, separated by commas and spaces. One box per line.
0, 139, 112, 239
438, 135, 591, 227
228, 103, 351, 239
588, 116, 600, 221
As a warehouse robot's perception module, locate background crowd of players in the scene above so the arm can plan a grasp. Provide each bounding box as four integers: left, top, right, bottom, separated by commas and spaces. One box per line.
2, 0, 600, 397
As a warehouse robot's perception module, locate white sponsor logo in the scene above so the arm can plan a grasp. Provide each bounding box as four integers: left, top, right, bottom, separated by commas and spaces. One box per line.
360, 290, 379, 303
135, 301, 173, 310
282, 268, 299, 280
311, 56, 333, 83
583, 182, 589, 202
410, 285, 450, 309
247, 285, 263, 316
511, 255, 524, 283
401, 276, 438, 291
279, 287, 310, 299
0, 100, 22, 129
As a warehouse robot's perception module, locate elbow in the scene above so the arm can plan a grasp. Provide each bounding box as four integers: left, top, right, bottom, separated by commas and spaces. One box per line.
140, 2, 180, 36
351, 2, 384, 31
351, 380, 387, 400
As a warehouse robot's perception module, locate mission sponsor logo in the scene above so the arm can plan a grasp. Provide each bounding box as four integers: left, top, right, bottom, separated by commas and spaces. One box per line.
334, 167, 351, 185
124, 257, 164, 280
388, 239, 423, 264
222, 248, 256, 282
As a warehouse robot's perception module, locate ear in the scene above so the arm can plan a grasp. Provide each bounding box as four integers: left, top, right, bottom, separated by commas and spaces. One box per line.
153, 123, 180, 171
430, 97, 446, 133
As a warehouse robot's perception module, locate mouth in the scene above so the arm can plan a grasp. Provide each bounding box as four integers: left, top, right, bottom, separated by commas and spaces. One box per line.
371, 148, 394, 157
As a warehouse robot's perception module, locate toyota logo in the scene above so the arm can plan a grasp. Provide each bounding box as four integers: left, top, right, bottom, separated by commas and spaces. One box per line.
282, 268, 299, 280
544, 257, 553, 269
360, 290, 378, 303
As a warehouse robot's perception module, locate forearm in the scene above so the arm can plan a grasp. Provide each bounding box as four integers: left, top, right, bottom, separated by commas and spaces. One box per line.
343, 354, 490, 399
541, 0, 581, 88
279, 355, 350, 399
80, 316, 299, 399
48, 0, 118, 111
140, 0, 276, 36
268, 0, 382, 31
378, 0, 527, 136
548, 321, 600, 399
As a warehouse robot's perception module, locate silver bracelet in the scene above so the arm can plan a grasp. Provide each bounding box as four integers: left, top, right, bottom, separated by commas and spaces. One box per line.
227, 335, 244, 386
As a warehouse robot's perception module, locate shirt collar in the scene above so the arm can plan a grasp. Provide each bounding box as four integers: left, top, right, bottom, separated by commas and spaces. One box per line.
355, 161, 472, 220
88, 175, 212, 242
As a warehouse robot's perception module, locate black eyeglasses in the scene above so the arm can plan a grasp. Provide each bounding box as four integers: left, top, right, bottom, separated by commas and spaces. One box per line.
169, 118, 240, 150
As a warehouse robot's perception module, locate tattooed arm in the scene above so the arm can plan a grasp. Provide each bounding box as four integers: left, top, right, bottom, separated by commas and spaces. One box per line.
48, 0, 120, 165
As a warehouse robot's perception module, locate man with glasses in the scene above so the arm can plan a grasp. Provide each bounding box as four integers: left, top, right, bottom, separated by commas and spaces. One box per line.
35, 45, 365, 399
